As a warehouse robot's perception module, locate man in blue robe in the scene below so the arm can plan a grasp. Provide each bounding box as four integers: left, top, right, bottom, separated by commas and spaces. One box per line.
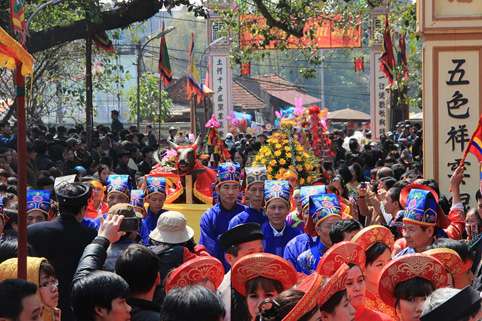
283, 185, 326, 271
261, 180, 300, 257
199, 162, 245, 270
228, 166, 267, 229
297, 193, 342, 274
140, 176, 167, 245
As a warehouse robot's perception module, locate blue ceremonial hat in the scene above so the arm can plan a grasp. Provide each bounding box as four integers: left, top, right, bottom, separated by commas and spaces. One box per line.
27, 190, 51, 214
264, 180, 291, 205
402, 189, 438, 226
106, 175, 132, 196
309, 193, 342, 226
245, 166, 267, 188
217, 162, 241, 185
145, 176, 166, 195
130, 189, 146, 217
300, 185, 327, 209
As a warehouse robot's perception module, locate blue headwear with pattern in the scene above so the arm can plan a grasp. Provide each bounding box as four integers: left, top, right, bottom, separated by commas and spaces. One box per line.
300, 185, 327, 209
403, 189, 438, 226
130, 189, 145, 208
264, 180, 291, 205
27, 190, 51, 214
245, 166, 267, 188
145, 176, 166, 196
309, 193, 342, 226
106, 175, 131, 196
217, 162, 241, 185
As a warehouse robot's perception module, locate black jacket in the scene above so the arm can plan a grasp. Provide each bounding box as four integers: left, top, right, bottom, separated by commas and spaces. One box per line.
28, 215, 97, 321
128, 298, 160, 321
73, 237, 161, 321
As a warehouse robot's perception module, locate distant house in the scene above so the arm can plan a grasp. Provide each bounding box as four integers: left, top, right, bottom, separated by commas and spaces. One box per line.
165, 74, 320, 125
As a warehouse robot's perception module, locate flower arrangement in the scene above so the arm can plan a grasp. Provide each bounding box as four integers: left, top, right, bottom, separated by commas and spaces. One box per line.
253, 124, 320, 185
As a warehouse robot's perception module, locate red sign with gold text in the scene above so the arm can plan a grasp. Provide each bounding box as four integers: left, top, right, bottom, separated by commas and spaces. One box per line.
240, 15, 362, 49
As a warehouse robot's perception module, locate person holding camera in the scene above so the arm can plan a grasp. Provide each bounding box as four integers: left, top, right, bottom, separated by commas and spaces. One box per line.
104, 203, 143, 272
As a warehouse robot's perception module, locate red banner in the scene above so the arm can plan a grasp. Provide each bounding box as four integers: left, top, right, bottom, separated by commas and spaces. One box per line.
240, 15, 361, 50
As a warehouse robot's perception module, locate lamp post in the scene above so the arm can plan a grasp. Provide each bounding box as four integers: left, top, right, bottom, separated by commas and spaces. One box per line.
136, 26, 175, 129
15, 0, 64, 280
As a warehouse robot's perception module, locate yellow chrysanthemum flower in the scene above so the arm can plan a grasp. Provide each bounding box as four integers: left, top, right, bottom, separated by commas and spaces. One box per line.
286, 152, 292, 158
274, 150, 282, 157
270, 160, 277, 166
275, 144, 282, 149
280, 159, 286, 165
296, 156, 302, 162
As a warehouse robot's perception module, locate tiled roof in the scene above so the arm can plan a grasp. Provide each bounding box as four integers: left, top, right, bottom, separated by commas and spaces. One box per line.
232, 80, 265, 110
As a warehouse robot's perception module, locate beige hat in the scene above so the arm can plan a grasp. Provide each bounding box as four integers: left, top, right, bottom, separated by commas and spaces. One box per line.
149, 211, 194, 244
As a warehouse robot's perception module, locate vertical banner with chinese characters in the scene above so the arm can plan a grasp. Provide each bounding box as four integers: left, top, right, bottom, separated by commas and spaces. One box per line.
210, 55, 231, 133
432, 48, 482, 207
370, 51, 389, 140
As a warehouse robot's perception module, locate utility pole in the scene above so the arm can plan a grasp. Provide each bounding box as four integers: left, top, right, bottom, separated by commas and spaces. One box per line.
320, 49, 325, 107
136, 42, 141, 129
86, 33, 93, 149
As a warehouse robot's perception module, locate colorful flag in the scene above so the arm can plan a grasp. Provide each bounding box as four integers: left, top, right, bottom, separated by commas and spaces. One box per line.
10, 0, 26, 42
462, 115, 482, 163
159, 24, 172, 87
93, 31, 115, 53
186, 33, 212, 103
379, 16, 396, 85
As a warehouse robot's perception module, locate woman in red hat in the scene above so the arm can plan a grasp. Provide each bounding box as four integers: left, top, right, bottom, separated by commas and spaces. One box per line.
254, 265, 355, 321
378, 254, 450, 321
231, 253, 298, 321
317, 241, 393, 321
164, 256, 225, 293
352, 225, 397, 320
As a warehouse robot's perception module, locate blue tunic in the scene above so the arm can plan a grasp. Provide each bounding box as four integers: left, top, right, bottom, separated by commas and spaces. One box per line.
199, 203, 246, 270
228, 207, 267, 229
283, 233, 315, 272
297, 238, 328, 275
140, 207, 167, 245
261, 222, 301, 258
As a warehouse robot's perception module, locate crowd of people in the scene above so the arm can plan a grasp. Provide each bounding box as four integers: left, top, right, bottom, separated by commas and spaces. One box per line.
0, 113, 480, 321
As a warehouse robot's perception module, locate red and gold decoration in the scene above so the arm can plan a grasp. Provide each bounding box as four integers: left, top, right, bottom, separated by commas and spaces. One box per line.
378, 254, 450, 307
231, 253, 298, 296
164, 256, 224, 293
282, 272, 326, 321
316, 241, 366, 276
318, 264, 350, 307
423, 248, 467, 277
352, 225, 395, 252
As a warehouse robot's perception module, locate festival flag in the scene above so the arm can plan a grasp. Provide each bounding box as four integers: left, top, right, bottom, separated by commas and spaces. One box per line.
10, 0, 26, 43
93, 31, 115, 53
241, 62, 251, 76
399, 33, 409, 80
159, 23, 173, 86
461, 115, 482, 164
186, 33, 212, 103
354, 57, 364, 72
379, 16, 396, 85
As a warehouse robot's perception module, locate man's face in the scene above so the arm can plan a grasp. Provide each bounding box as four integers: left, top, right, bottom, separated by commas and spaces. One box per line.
27, 210, 47, 226
246, 182, 264, 210
383, 192, 398, 216
98, 298, 131, 321
402, 223, 433, 251
111, 112, 118, 120
316, 216, 341, 246
120, 155, 129, 165
146, 193, 166, 213
217, 182, 240, 208
64, 150, 74, 161
226, 239, 264, 266
107, 193, 129, 207
18, 294, 43, 321
265, 199, 290, 228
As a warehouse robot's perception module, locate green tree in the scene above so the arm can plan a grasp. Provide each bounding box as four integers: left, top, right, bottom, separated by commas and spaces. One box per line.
127, 73, 173, 123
